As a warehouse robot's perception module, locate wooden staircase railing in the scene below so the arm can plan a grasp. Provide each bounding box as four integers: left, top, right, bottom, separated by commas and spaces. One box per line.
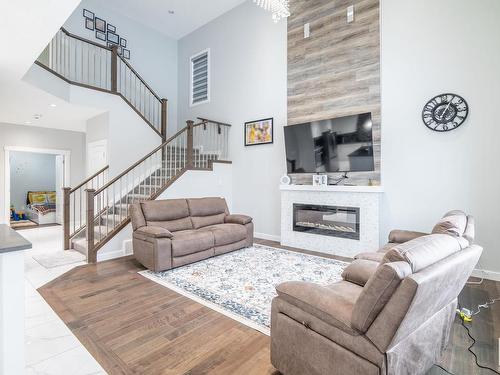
36, 28, 167, 139
64, 120, 231, 262
63, 165, 109, 249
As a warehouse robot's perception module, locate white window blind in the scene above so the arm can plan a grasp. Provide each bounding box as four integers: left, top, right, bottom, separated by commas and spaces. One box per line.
190, 50, 209, 106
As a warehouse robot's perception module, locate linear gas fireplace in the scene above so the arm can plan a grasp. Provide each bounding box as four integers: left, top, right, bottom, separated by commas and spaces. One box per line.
293, 204, 360, 240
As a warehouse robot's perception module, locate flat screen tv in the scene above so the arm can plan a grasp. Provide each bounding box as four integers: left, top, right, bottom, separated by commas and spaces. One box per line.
284, 113, 374, 174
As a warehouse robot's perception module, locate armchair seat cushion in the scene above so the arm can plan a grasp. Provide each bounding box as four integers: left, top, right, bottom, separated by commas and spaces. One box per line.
171, 229, 214, 257
276, 280, 363, 335
202, 223, 247, 246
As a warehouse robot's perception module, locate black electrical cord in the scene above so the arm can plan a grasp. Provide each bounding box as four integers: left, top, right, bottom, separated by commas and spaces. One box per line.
435, 363, 455, 375
460, 319, 500, 375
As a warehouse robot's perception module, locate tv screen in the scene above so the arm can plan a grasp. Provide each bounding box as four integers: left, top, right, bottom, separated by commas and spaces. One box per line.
284, 113, 374, 174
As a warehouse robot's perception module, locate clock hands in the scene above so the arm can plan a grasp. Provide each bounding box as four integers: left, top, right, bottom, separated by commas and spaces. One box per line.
438, 95, 455, 122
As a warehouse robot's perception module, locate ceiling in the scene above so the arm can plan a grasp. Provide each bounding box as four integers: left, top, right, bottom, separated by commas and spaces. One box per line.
0, 0, 80, 84
0, 80, 103, 132
101, 0, 247, 40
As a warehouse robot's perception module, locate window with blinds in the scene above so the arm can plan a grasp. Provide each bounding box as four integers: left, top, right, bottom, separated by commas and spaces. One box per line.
190, 49, 210, 106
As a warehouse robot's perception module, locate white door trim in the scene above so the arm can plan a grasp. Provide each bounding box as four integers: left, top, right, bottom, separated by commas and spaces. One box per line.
4, 146, 71, 225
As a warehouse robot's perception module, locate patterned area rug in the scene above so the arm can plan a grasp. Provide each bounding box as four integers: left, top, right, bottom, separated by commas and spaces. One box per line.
139, 244, 349, 335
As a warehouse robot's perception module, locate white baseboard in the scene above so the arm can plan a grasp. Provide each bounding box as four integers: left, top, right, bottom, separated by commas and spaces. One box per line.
472, 268, 500, 282
255, 232, 281, 242
97, 249, 126, 262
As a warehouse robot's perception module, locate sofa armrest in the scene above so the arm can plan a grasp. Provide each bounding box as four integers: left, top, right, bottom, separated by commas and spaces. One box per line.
135, 226, 173, 238
388, 229, 428, 243
275, 281, 360, 334
225, 214, 252, 225
342, 259, 379, 286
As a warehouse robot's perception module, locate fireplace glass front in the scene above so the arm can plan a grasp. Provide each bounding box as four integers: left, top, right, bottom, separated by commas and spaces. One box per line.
293, 204, 360, 240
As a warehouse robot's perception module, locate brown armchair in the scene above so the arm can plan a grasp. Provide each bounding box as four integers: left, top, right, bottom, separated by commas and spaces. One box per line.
271, 211, 480, 375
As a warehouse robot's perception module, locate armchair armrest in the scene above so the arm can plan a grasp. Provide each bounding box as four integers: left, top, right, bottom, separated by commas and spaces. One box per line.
275, 281, 359, 334
388, 229, 428, 243
135, 226, 173, 238
225, 214, 252, 225
342, 259, 378, 286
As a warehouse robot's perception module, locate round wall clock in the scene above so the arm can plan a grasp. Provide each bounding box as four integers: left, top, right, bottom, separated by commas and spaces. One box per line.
422, 93, 469, 132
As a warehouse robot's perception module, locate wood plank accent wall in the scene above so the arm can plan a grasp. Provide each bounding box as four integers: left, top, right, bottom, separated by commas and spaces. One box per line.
287, 0, 381, 185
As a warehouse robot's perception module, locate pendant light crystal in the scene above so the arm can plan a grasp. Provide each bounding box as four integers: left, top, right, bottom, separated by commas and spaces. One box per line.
253, 0, 290, 22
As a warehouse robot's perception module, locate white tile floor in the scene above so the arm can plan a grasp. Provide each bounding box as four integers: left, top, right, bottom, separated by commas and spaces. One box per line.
21, 226, 106, 375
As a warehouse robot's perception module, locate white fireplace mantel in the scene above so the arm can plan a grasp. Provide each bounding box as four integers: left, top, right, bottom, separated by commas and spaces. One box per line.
280, 184, 384, 258
280, 184, 384, 193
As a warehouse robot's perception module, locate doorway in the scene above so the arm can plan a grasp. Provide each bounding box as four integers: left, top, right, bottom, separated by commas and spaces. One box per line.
4, 146, 70, 229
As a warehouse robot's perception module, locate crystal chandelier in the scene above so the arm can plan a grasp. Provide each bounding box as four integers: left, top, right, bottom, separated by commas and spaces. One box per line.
253, 0, 290, 22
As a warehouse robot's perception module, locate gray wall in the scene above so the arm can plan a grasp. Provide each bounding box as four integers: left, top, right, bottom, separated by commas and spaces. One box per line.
177, 2, 287, 238
380, 0, 500, 275
9, 151, 56, 211
0, 123, 86, 223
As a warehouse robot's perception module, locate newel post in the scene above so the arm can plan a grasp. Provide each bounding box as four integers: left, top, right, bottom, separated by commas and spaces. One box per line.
86, 189, 96, 263
161, 98, 168, 141
63, 187, 71, 250
186, 120, 194, 169
111, 45, 118, 93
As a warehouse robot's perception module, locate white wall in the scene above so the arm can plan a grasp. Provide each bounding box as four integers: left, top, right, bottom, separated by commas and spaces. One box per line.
9, 151, 56, 212
158, 163, 233, 209
380, 0, 500, 274
86, 112, 108, 144
0, 123, 86, 224
63, 0, 179, 132
177, 2, 287, 237
26, 64, 162, 180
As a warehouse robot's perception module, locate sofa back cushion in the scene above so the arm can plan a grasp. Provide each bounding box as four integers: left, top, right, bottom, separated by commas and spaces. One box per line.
351, 261, 411, 333
431, 211, 467, 237
140, 199, 193, 232
187, 197, 228, 229
382, 234, 462, 272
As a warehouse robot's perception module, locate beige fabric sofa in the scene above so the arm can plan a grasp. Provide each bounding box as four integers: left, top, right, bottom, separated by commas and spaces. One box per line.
270, 211, 481, 375
130, 197, 253, 272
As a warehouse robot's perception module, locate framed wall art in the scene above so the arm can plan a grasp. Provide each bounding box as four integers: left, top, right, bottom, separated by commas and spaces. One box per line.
85, 18, 94, 31
95, 17, 106, 32
244, 118, 273, 146
107, 32, 119, 44
83, 9, 94, 19
95, 31, 106, 41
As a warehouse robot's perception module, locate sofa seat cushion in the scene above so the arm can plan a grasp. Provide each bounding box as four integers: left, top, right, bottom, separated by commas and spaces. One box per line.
276, 280, 362, 335
170, 229, 214, 257
202, 223, 247, 246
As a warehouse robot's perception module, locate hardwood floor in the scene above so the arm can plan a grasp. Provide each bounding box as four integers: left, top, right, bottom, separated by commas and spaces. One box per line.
38, 240, 500, 375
